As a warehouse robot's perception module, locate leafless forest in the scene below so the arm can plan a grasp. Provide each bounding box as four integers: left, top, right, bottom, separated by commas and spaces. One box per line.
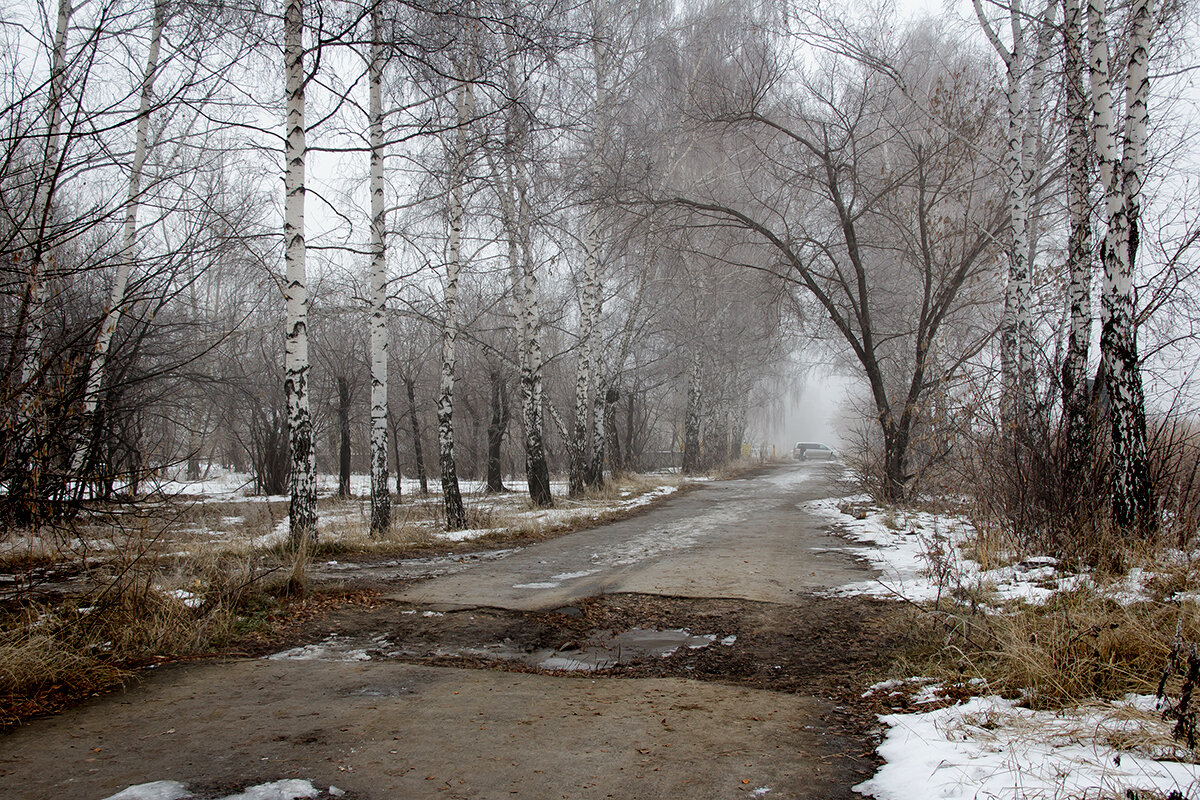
3, 0, 1200, 733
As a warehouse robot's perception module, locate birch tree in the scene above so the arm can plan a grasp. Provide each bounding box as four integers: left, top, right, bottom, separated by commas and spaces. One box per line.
367, 2, 390, 535
1060, 0, 1093, 490
569, 0, 609, 496
1085, 0, 1154, 528
73, 0, 167, 478
284, 0, 317, 545
972, 0, 1055, 433
437, 30, 474, 531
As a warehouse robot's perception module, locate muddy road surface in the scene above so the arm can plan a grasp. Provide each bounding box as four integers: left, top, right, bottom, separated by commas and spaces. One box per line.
0, 464, 908, 800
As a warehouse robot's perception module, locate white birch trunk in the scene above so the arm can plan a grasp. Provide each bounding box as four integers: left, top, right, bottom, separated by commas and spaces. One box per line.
493, 32, 551, 506
438, 51, 473, 531
974, 0, 1034, 432
368, 6, 390, 536
1061, 0, 1092, 482
1087, 0, 1154, 527
284, 0, 316, 545
72, 0, 166, 478
570, 0, 608, 496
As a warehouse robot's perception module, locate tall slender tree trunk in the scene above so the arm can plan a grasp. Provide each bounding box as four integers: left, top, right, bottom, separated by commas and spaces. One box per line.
485, 369, 509, 493
405, 377, 428, 495
437, 57, 472, 530
494, 27, 550, 507
682, 352, 702, 474
337, 376, 351, 498
387, 408, 403, 500
1061, 0, 1093, 489
570, 0, 610, 496
974, 0, 1035, 433
604, 386, 620, 475
283, 0, 316, 546
367, 6, 390, 535
624, 389, 637, 471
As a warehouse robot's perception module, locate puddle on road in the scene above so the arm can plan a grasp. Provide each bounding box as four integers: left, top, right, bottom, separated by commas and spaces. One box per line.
531, 628, 719, 671
310, 548, 521, 582
267, 626, 733, 672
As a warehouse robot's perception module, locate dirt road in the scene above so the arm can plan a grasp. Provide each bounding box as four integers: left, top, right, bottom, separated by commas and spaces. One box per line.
0, 464, 905, 800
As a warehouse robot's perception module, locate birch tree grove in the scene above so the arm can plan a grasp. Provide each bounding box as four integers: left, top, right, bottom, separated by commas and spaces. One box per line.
367, 4, 390, 536
973, 0, 1052, 434
284, 0, 317, 545
1085, 0, 1154, 528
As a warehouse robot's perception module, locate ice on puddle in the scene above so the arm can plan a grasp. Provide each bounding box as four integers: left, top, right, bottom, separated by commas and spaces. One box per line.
102, 780, 322, 800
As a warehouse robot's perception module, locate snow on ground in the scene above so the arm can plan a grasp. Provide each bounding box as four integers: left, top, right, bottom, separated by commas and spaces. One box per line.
805, 497, 1152, 607
857, 694, 1200, 800
101, 778, 343, 800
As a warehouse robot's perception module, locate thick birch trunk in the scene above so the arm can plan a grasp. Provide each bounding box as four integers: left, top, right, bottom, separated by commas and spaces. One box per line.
1087, 0, 1154, 528
368, 7, 390, 535
284, 0, 316, 546
1061, 0, 1093, 487
438, 65, 472, 531
682, 352, 702, 474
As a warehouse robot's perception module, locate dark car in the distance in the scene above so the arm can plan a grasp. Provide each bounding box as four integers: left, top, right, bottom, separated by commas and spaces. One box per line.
792, 442, 838, 461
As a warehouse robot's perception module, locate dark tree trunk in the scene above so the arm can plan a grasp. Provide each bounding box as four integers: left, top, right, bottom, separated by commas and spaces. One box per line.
682, 353, 702, 474
486, 370, 510, 493
388, 409, 402, 501
624, 390, 637, 471
729, 415, 745, 462
605, 387, 621, 475
337, 375, 351, 498
882, 426, 910, 503
406, 377, 428, 495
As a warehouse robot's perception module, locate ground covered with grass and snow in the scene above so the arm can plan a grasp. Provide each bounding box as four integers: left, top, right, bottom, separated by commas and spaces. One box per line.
813, 495, 1200, 800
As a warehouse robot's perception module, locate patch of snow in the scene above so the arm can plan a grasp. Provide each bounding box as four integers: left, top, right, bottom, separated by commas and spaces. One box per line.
857, 695, 1200, 800
720, 635, 737, 646
440, 527, 494, 542
222, 779, 319, 800
164, 589, 202, 609
806, 498, 1142, 608
267, 634, 373, 663
550, 569, 601, 581
512, 581, 561, 590
749, 788, 771, 798
102, 781, 191, 800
